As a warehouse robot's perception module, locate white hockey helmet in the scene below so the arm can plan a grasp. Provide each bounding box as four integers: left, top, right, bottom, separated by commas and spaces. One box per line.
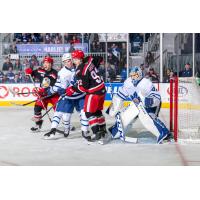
129, 66, 143, 81
62, 53, 72, 62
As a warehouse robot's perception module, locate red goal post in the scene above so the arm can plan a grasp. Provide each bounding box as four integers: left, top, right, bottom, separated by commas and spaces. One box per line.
169, 77, 200, 143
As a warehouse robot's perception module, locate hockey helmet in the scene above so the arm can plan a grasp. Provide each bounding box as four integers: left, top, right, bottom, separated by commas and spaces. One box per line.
71, 50, 85, 60
62, 53, 72, 62
129, 66, 143, 81
43, 56, 54, 64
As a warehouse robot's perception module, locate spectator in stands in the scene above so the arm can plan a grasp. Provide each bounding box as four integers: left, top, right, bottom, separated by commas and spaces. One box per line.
91, 42, 98, 52
146, 67, 159, 83
2, 75, 7, 83
131, 34, 143, 53
2, 57, 13, 71
14, 73, 22, 83
51, 33, 62, 44
29, 55, 39, 69
164, 69, 176, 83
0, 70, 4, 83
93, 33, 99, 42
98, 60, 106, 81
44, 34, 51, 44
179, 63, 192, 77
64, 33, 70, 43
145, 51, 155, 67
22, 33, 28, 43
111, 44, 120, 58
120, 64, 127, 82
31, 33, 42, 43
120, 43, 126, 65
6, 67, 15, 83
22, 59, 30, 71
54, 34, 62, 44
140, 63, 148, 77
14, 33, 22, 43
9, 43, 17, 54
96, 42, 103, 52
106, 63, 116, 82
107, 53, 115, 65
18, 70, 25, 82
84, 33, 89, 43
14, 59, 22, 71
22, 75, 32, 83
68, 43, 75, 53
70, 35, 80, 44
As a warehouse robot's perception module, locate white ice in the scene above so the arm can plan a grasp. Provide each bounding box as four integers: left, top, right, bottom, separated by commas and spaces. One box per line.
0, 107, 200, 166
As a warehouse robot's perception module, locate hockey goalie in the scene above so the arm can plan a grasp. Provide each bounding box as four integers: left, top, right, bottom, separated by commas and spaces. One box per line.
107, 66, 171, 144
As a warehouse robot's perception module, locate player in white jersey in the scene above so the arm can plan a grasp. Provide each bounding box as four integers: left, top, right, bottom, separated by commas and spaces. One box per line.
108, 66, 170, 144
43, 53, 89, 139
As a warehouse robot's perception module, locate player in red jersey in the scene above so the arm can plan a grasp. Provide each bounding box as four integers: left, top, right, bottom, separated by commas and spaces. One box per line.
66, 50, 107, 141
25, 56, 59, 132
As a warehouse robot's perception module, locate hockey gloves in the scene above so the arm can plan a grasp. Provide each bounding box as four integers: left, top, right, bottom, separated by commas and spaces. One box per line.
33, 87, 47, 97
25, 68, 33, 75
66, 86, 75, 96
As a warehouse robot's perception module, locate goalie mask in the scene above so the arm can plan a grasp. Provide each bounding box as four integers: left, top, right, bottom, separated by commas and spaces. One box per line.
42, 77, 50, 88
129, 66, 143, 86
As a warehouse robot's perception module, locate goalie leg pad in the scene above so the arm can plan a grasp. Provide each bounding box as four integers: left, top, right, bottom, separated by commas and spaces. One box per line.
108, 113, 125, 140
120, 102, 139, 130
137, 102, 169, 143
108, 94, 123, 117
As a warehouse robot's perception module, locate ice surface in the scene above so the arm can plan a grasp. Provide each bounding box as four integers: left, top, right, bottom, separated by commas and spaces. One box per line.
0, 107, 200, 166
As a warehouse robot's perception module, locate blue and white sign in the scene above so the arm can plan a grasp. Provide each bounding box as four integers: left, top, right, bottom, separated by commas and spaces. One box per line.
16, 43, 88, 54
105, 83, 123, 101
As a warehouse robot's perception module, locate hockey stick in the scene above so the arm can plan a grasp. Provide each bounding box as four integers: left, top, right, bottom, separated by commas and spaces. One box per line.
8, 87, 35, 96
28, 74, 52, 123
9, 93, 55, 107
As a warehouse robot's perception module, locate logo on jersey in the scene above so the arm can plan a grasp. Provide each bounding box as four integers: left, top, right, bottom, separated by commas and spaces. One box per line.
0, 86, 9, 99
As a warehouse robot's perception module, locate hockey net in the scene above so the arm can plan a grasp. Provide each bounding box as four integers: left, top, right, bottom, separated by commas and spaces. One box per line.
170, 77, 200, 143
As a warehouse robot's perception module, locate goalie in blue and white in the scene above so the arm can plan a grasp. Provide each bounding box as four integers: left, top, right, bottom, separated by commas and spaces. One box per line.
108, 66, 170, 144
43, 53, 89, 140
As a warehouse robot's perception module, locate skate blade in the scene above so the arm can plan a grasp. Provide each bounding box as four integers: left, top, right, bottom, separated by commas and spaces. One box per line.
42, 133, 65, 140
98, 135, 112, 145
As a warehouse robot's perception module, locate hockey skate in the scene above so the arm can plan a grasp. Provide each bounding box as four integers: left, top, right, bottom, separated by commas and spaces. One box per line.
157, 131, 168, 144
82, 131, 92, 141
43, 128, 57, 140
63, 129, 70, 138
98, 132, 112, 145
30, 120, 43, 132
88, 131, 102, 142
162, 132, 175, 143
98, 126, 112, 145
